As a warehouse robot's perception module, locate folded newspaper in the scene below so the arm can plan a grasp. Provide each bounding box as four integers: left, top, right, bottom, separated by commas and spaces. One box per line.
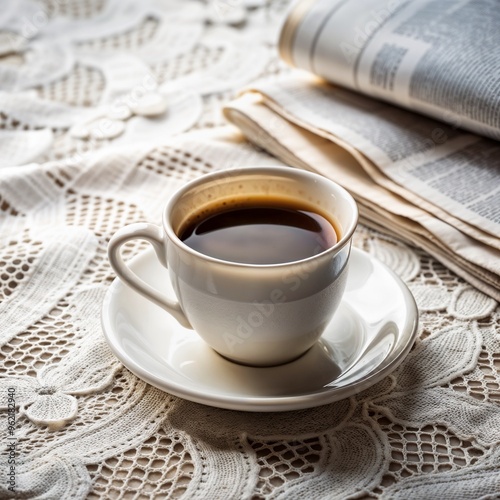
224, 0, 500, 301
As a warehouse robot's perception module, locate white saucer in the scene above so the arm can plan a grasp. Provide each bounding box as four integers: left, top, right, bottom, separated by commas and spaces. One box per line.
101, 248, 418, 412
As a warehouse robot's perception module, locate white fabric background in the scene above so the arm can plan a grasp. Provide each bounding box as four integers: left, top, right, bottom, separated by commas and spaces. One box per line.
0, 1, 499, 498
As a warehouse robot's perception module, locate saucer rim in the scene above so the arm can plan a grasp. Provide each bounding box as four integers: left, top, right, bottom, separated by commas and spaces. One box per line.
101, 247, 419, 412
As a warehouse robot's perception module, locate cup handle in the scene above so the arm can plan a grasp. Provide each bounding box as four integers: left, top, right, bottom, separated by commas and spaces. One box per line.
108, 223, 192, 329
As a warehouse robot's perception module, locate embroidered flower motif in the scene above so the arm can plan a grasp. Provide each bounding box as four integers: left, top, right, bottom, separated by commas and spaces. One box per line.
0, 376, 77, 430
0, 333, 120, 430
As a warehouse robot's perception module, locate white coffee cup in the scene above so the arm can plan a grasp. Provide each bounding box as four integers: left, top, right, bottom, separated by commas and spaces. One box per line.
108, 166, 358, 366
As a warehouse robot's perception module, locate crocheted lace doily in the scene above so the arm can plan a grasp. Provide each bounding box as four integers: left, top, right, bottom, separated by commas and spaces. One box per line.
0, 1, 498, 498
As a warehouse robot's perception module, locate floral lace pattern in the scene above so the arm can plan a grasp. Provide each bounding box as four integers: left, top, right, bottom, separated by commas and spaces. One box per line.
0, 1, 499, 498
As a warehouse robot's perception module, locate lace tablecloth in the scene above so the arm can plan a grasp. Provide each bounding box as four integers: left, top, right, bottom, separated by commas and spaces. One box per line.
1, 1, 499, 498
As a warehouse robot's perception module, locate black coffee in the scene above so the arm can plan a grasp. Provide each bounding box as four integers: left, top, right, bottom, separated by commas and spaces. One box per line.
179, 200, 338, 265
